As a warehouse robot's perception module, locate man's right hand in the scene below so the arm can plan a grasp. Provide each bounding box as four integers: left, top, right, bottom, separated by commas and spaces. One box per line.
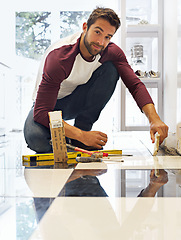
63, 120, 108, 149
79, 130, 108, 149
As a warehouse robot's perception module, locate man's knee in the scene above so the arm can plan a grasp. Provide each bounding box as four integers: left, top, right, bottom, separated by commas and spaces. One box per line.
24, 127, 52, 153
24, 109, 52, 153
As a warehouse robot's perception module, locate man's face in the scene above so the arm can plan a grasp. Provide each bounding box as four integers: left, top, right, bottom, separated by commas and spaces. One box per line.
82, 18, 116, 57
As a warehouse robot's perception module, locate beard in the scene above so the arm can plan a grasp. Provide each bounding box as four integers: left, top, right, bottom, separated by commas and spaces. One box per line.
83, 33, 104, 57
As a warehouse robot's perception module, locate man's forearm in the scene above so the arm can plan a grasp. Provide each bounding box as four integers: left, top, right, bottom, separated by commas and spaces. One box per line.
63, 120, 82, 141
142, 103, 168, 143
142, 103, 160, 124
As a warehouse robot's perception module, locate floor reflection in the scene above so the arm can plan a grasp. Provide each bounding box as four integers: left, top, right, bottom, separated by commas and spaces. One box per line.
59, 169, 108, 197
58, 168, 181, 198
33, 197, 55, 221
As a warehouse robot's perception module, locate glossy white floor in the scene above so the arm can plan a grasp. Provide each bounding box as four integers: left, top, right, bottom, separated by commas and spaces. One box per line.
0, 131, 181, 240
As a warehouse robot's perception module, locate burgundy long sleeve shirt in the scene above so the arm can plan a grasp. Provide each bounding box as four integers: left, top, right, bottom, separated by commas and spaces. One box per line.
33, 33, 154, 128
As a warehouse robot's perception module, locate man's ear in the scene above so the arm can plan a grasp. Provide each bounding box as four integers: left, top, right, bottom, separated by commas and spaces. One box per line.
82, 22, 88, 33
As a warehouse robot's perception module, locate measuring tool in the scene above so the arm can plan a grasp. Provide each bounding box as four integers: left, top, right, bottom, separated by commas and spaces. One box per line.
22, 149, 122, 166
22, 149, 122, 161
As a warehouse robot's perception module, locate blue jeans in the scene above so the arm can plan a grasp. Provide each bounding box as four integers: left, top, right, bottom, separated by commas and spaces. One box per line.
24, 62, 119, 153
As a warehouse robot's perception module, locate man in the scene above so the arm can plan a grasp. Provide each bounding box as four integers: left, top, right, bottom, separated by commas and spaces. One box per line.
24, 7, 168, 153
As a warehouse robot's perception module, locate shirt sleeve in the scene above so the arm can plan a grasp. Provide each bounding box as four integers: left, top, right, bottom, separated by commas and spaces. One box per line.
33, 50, 66, 128
105, 44, 154, 111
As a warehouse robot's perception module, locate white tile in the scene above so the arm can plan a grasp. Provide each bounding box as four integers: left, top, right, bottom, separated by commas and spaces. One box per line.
75, 161, 108, 169
0, 131, 181, 240
154, 156, 181, 169
24, 169, 73, 197
75, 156, 181, 170
0, 169, 32, 197
104, 155, 152, 169
0, 168, 73, 197
30, 197, 181, 240
29, 197, 123, 240
109, 155, 181, 169
113, 198, 181, 240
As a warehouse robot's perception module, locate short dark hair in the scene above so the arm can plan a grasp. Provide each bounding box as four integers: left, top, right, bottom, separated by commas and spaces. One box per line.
87, 7, 121, 32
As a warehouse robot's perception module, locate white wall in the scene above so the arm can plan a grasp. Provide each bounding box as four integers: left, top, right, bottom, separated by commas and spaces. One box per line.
3, 0, 118, 11
0, 7, 15, 67
163, 0, 178, 133
177, 2, 181, 153
163, 0, 181, 152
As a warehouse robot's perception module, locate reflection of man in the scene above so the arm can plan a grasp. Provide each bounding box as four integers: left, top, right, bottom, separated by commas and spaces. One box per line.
58, 169, 168, 198
59, 169, 108, 197
24, 7, 168, 153
138, 169, 168, 197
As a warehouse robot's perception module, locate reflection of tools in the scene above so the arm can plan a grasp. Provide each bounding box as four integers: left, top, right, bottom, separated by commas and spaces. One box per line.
153, 133, 160, 177
154, 157, 160, 177
23, 160, 54, 167
66, 144, 108, 158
